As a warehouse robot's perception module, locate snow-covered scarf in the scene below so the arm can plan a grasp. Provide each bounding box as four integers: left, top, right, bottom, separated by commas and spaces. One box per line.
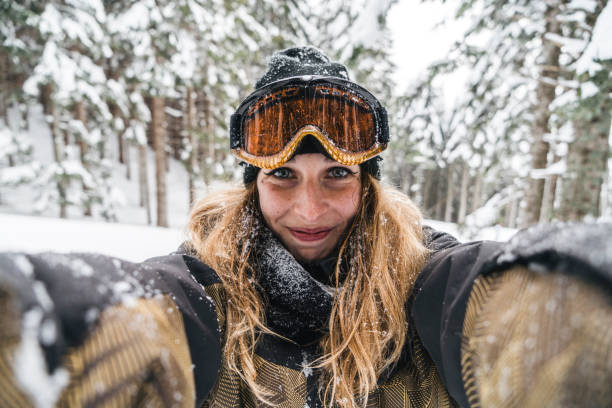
255, 227, 338, 344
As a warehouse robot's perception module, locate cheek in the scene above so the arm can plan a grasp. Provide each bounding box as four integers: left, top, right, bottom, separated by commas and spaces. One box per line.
335, 185, 361, 222
257, 181, 290, 222
261, 197, 282, 220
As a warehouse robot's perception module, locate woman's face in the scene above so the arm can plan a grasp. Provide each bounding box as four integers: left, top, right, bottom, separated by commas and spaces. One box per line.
257, 153, 361, 263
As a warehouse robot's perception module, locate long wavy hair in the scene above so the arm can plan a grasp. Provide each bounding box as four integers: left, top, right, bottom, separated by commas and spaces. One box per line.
187, 174, 429, 408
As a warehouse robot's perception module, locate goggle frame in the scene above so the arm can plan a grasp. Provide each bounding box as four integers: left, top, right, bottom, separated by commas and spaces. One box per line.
229, 75, 389, 169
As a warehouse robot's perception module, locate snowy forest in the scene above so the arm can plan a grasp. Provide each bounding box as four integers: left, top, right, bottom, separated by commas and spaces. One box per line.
1, 0, 611, 232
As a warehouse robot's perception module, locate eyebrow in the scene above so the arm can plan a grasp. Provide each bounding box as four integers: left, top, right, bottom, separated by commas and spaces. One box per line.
324, 159, 359, 169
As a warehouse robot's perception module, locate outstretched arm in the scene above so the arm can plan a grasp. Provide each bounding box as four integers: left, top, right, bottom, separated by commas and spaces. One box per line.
0, 252, 222, 407
462, 264, 611, 407
412, 223, 612, 407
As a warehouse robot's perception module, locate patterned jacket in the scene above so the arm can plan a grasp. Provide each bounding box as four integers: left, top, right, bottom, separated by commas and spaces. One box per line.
0, 224, 610, 407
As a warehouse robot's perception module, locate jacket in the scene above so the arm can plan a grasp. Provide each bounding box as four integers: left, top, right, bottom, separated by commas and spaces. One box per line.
0, 223, 610, 407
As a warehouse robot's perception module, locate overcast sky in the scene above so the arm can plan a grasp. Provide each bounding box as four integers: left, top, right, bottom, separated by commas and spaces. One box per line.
388, 0, 467, 94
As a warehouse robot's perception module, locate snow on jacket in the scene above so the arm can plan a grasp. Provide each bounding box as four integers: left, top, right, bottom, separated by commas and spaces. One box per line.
0, 223, 610, 407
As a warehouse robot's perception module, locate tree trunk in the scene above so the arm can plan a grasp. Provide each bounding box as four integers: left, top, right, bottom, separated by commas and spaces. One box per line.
40, 85, 61, 162
539, 176, 553, 223
40, 84, 67, 218
458, 163, 470, 224
444, 163, 454, 222
521, 3, 562, 226
506, 197, 519, 228
434, 168, 444, 220
109, 102, 129, 175
0, 49, 8, 125
186, 88, 198, 206
205, 95, 215, 165
539, 154, 561, 223
118, 124, 126, 165
200, 92, 214, 188
138, 143, 151, 225
75, 102, 88, 159
124, 137, 131, 180
63, 124, 70, 147
471, 170, 483, 213
558, 111, 611, 221
166, 98, 184, 161
549, 171, 559, 217
151, 96, 168, 227
20, 102, 29, 131
403, 164, 414, 198
422, 168, 432, 213
601, 157, 610, 217
75, 101, 92, 217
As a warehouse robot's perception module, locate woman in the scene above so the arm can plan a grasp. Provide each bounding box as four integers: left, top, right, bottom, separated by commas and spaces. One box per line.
0, 47, 611, 408
186, 46, 442, 408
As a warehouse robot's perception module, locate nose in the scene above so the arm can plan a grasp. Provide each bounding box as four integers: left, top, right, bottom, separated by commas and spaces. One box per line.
293, 180, 328, 222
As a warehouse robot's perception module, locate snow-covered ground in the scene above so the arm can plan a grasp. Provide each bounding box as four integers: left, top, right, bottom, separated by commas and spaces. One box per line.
0, 213, 186, 262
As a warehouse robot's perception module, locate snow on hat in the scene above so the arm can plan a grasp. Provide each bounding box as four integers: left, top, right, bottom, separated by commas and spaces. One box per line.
254, 46, 350, 89
241, 46, 383, 183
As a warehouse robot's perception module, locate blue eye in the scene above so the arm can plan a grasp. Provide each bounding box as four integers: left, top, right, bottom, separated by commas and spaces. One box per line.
328, 167, 352, 178
267, 167, 293, 179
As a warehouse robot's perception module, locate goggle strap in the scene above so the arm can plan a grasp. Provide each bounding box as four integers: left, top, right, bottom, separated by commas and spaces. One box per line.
380, 107, 389, 143
230, 113, 242, 149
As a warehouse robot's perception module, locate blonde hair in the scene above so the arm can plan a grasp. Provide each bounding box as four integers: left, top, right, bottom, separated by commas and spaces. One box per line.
187, 175, 428, 408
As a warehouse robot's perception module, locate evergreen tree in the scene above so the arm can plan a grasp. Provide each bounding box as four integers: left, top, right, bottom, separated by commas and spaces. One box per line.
554, 1, 611, 220
410, 0, 610, 224
0, 124, 37, 199
19, 1, 121, 219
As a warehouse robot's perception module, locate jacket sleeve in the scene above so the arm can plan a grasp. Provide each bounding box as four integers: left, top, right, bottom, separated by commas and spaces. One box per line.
0, 252, 222, 407
422, 224, 462, 251
411, 223, 612, 407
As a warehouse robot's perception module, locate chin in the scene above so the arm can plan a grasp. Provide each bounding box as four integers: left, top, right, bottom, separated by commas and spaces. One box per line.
282, 233, 338, 263
294, 248, 330, 263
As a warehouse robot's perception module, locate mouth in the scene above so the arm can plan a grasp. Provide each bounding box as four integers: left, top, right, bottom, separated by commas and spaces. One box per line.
288, 227, 333, 242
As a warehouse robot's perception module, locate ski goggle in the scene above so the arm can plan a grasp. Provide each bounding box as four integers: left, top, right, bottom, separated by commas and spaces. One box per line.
229, 76, 389, 169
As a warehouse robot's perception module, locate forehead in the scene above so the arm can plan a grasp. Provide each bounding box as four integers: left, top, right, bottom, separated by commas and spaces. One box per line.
283, 153, 342, 167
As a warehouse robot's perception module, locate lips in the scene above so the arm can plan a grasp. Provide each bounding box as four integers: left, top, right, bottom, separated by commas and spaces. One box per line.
288, 227, 332, 242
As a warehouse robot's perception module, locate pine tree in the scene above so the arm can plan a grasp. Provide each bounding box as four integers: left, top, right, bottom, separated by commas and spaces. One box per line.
0, 123, 37, 202
412, 0, 611, 225
11, 1, 124, 220
555, 1, 611, 220
0, 1, 45, 175
520, 2, 564, 225
105, 0, 194, 226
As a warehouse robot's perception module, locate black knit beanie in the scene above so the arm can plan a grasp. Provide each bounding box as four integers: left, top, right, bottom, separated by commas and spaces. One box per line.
241, 46, 383, 183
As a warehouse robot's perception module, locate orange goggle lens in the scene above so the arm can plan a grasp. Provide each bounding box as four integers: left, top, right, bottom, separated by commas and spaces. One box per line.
230, 79, 388, 169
